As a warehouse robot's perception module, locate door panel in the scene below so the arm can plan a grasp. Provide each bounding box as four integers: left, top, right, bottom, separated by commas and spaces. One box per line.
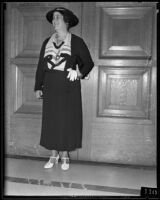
98, 67, 151, 118
78, 2, 156, 166
6, 2, 156, 166
6, 2, 82, 159
99, 7, 153, 58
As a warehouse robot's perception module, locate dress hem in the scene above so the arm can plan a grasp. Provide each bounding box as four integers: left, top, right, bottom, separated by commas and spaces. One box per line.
40, 143, 82, 151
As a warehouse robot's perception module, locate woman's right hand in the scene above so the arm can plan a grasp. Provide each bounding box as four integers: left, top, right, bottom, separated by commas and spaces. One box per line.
35, 90, 43, 99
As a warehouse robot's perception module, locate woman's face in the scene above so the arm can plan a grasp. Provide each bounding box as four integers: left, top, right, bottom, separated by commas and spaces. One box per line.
52, 11, 68, 32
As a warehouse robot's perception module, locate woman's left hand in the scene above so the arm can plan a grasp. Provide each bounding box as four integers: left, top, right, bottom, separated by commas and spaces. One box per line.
67, 68, 78, 81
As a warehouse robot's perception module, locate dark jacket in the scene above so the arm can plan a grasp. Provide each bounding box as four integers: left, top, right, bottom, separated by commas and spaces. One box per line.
34, 34, 94, 91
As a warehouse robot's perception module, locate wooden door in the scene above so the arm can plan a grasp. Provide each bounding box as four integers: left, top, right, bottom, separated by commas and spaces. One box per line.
5, 2, 82, 160
5, 2, 157, 166
78, 2, 157, 166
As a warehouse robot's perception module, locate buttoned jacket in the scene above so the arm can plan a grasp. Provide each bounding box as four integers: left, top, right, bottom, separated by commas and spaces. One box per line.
34, 34, 94, 91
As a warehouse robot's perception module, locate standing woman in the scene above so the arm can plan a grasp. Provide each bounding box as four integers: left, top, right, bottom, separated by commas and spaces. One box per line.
34, 7, 94, 170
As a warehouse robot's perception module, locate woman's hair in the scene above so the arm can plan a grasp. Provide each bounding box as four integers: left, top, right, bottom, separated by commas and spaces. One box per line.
62, 14, 71, 30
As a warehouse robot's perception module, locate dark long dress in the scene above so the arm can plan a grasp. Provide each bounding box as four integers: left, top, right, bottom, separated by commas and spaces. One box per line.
34, 34, 94, 151
40, 68, 82, 151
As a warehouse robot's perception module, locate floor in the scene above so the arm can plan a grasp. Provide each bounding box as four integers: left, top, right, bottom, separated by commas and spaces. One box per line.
4, 157, 157, 196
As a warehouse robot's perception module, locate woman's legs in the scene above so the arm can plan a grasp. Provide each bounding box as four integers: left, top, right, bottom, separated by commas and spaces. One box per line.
61, 151, 69, 157
51, 150, 59, 157
60, 151, 69, 170
44, 150, 69, 170
51, 150, 69, 158
44, 149, 59, 169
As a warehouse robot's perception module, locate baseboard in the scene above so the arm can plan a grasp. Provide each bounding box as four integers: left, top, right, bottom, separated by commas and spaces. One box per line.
5, 154, 156, 170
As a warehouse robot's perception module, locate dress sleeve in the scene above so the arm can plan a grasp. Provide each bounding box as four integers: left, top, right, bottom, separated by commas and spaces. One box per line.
34, 39, 48, 91
77, 38, 94, 79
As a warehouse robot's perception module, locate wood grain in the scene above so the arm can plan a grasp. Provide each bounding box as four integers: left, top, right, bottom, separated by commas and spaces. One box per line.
5, 2, 157, 165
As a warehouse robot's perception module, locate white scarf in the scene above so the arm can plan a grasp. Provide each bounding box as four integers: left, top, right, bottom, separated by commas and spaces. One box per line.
44, 32, 71, 71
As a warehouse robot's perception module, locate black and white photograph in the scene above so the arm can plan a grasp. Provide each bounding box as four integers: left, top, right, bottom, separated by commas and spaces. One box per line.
2, 1, 158, 197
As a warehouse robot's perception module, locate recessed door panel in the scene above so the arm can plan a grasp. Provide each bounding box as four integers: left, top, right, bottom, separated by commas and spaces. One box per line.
99, 7, 153, 58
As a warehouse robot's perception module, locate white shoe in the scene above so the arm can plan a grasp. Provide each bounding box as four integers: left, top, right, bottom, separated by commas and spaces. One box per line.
61, 157, 70, 170
44, 154, 59, 169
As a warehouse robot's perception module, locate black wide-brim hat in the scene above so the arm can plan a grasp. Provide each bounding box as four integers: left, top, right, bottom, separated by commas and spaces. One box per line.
46, 7, 79, 28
